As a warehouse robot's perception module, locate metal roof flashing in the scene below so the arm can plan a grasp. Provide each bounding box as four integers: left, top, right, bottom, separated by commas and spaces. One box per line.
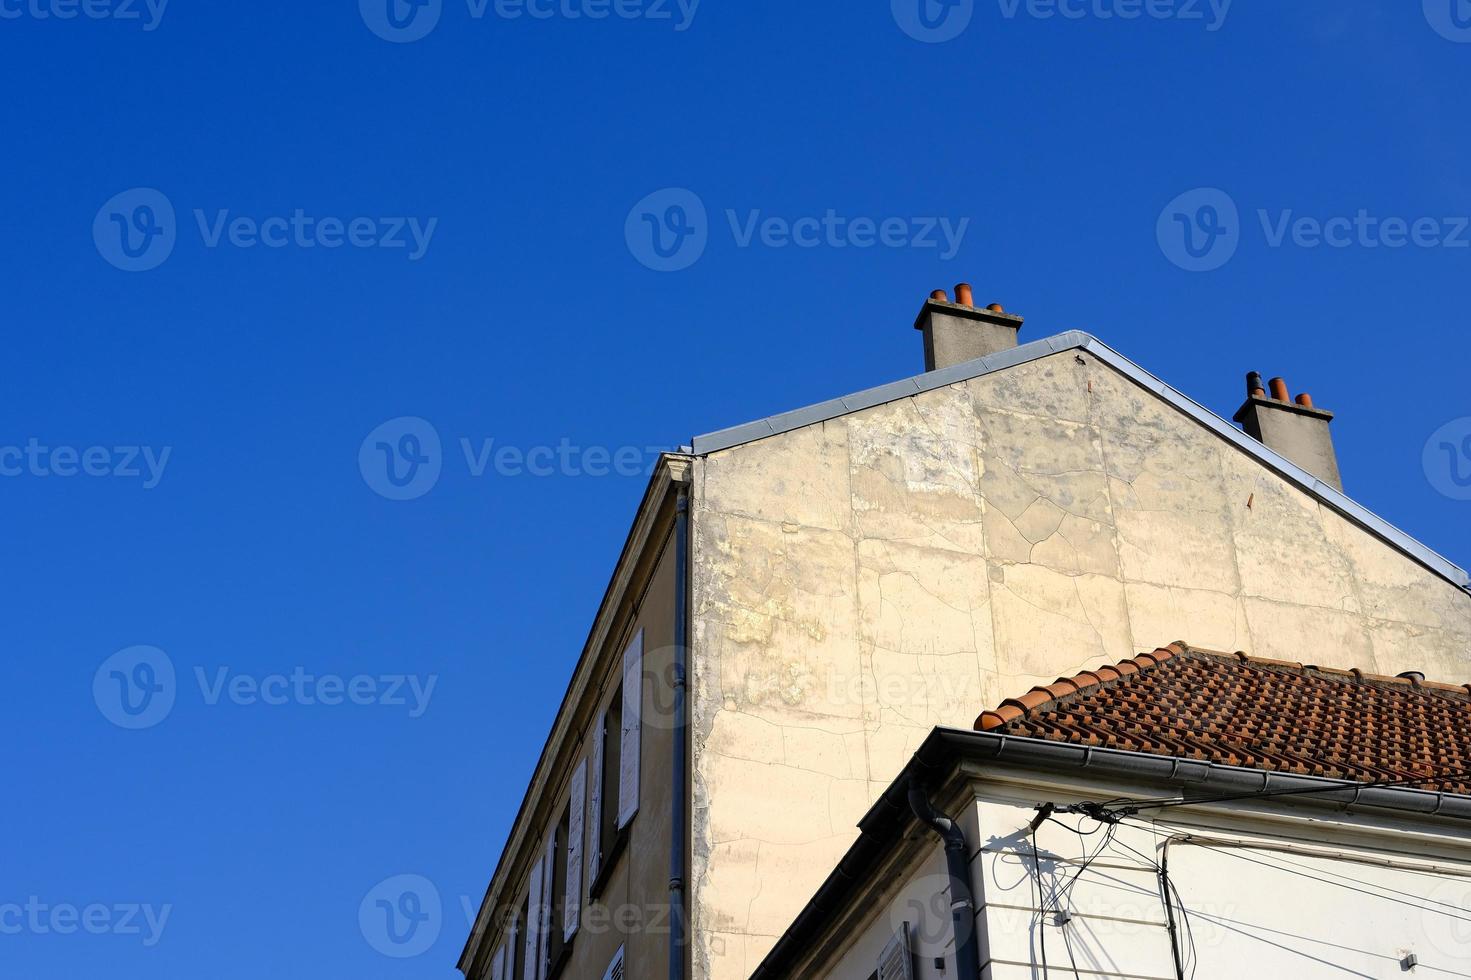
689, 331, 1470, 592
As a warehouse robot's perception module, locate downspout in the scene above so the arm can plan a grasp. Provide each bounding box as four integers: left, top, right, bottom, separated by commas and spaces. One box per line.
668, 485, 690, 980
907, 779, 982, 979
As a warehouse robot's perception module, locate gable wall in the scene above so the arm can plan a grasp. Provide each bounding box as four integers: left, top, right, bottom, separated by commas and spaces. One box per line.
687, 351, 1471, 979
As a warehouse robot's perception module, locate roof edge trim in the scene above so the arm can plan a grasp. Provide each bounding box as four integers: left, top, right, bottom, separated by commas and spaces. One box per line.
688, 331, 1469, 591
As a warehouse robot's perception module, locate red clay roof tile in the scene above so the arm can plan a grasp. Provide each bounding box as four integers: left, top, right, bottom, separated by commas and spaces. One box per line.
973, 643, 1471, 795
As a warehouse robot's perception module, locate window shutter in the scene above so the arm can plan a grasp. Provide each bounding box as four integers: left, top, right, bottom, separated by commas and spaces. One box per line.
490, 941, 506, 980
601, 945, 626, 980
522, 858, 543, 980
538, 832, 556, 977
564, 758, 586, 940
616, 630, 644, 829
877, 924, 914, 980
587, 711, 606, 884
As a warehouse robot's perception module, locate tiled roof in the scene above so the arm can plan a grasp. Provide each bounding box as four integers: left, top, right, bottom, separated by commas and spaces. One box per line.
975, 642, 1471, 796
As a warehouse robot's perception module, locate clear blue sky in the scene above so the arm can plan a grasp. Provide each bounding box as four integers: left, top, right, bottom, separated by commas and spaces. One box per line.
4, 1, 1471, 977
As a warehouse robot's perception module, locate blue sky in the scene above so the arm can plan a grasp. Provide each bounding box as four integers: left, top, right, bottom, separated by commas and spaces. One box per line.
3, 1, 1471, 977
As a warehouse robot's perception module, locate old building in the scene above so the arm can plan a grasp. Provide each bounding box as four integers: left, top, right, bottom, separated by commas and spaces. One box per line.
457, 287, 1471, 980
753, 644, 1471, 979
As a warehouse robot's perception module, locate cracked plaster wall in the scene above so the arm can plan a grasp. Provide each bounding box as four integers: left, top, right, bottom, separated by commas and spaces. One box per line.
687, 351, 1471, 979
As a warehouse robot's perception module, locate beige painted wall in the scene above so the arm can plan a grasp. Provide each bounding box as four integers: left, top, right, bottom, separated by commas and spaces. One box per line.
688, 351, 1471, 978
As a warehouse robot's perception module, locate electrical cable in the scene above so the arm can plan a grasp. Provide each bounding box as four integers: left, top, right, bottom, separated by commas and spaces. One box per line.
1028, 833, 1050, 977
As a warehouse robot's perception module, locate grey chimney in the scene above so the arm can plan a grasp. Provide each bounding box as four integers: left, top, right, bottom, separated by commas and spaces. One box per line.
914, 284, 1024, 371
1233, 372, 1343, 491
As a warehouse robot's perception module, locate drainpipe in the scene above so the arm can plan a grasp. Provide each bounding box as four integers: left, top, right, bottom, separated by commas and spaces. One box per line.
668, 486, 690, 980
907, 779, 982, 979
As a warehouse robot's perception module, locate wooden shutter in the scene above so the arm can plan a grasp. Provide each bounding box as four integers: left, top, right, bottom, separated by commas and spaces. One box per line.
564, 758, 586, 940
616, 630, 644, 829
602, 945, 626, 980
587, 710, 606, 884
522, 858, 543, 980
538, 832, 556, 978
490, 941, 506, 980
877, 924, 914, 980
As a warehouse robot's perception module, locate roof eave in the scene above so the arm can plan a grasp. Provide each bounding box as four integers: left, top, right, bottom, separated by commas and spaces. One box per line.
751, 725, 1471, 979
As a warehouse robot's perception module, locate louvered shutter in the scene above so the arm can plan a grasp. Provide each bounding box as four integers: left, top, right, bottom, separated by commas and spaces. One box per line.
522, 858, 543, 980
877, 924, 914, 980
490, 941, 506, 980
564, 757, 586, 940
587, 710, 606, 884
538, 832, 556, 977
602, 945, 626, 980
616, 630, 643, 829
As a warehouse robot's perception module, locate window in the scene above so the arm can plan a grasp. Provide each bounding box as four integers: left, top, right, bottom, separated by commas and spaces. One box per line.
599, 686, 623, 863
588, 630, 642, 898
510, 896, 529, 980
545, 808, 570, 976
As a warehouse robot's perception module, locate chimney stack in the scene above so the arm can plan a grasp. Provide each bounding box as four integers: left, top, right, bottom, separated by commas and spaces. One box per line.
914, 284, 1024, 371
1233, 372, 1343, 491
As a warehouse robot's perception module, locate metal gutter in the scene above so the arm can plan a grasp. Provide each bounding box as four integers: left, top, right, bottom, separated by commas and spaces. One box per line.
750, 725, 1471, 979
688, 331, 1469, 592
668, 486, 690, 980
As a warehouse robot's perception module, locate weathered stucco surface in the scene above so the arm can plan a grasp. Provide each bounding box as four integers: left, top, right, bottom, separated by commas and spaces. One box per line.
688, 351, 1471, 979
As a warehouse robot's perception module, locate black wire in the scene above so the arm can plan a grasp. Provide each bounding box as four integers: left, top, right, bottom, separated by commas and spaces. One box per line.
1028, 834, 1050, 977
1177, 837, 1471, 924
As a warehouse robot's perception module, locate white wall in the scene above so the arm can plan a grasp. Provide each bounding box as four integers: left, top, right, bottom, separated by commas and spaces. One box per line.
970, 789, 1471, 980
